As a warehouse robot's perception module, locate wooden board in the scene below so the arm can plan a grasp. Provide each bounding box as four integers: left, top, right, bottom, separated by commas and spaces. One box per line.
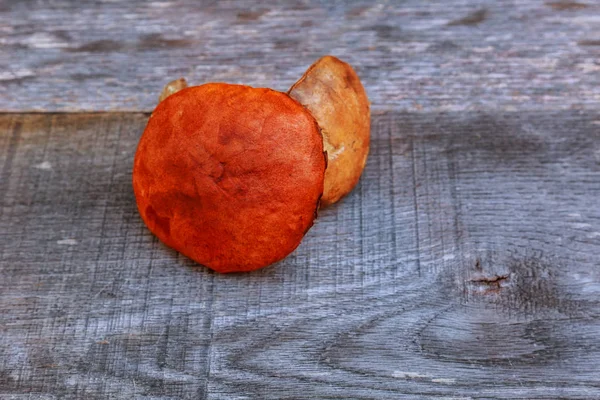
2, 112, 600, 399
2, 0, 600, 112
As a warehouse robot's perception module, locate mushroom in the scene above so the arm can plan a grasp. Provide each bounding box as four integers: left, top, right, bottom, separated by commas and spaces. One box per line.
133, 83, 326, 273
158, 77, 188, 102
288, 56, 370, 207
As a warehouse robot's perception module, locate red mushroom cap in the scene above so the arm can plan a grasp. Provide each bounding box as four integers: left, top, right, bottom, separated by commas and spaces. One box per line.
133, 83, 326, 273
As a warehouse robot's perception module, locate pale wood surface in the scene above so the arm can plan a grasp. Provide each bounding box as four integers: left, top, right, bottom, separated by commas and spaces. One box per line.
2, 112, 600, 399
2, 0, 600, 399
1, 0, 600, 112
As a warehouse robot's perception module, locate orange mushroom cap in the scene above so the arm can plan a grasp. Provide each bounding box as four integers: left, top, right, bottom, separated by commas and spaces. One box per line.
133, 83, 326, 273
289, 56, 370, 206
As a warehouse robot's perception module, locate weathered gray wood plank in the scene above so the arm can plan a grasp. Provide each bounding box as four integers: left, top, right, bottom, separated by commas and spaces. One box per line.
2, 0, 600, 112
1, 112, 599, 399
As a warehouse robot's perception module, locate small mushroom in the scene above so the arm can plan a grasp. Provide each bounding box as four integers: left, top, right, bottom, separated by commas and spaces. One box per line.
158, 77, 188, 103
289, 56, 370, 206
133, 83, 326, 273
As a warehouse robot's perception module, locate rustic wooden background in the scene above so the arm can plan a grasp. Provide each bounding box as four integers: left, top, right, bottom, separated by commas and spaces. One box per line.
1, 1, 600, 399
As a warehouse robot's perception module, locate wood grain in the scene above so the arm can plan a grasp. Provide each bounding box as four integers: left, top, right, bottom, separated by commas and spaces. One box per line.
1, 112, 599, 399
1, 0, 600, 112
